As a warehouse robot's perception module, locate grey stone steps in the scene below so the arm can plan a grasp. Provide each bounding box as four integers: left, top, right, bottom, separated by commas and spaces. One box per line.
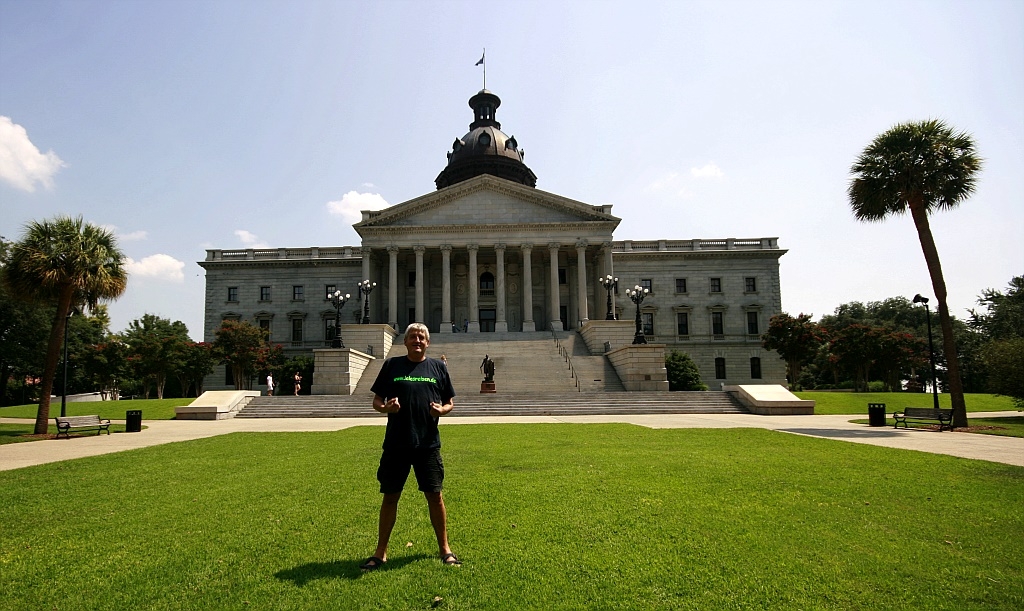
236, 391, 746, 418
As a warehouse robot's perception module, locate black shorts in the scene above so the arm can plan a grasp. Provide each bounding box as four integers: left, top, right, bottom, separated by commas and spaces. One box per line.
377, 448, 444, 494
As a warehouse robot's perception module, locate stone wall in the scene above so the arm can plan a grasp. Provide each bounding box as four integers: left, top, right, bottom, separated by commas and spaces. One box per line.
312, 349, 375, 395
606, 344, 669, 391
579, 319, 636, 354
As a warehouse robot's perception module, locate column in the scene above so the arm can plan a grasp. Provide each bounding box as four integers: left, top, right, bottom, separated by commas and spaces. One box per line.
361, 246, 371, 284
495, 243, 507, 332
576, 241, 589, 325
414, 245, 425, 323
548, 243, 561, 331
387, 246, 399, 329
521, 244, 535, 332
440, 245, 452, 333
467, 244, 480, 333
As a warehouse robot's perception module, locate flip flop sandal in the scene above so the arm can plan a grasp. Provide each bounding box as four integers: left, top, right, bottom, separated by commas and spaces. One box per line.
441, 552, 462, 566
360, 556, 386, 571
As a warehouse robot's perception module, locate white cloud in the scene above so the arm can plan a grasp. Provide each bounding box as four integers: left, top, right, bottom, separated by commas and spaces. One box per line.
0, 116, 66, 192
326, 191, 390, 224
119, 230, 148, 242
361, 182, 376, 188
690, 163, 725, 179
234, 229, 268, 248
126, 254, 185, 282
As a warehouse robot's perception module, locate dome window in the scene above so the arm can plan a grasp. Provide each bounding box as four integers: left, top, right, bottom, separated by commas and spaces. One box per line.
452, 138, 464, 152
478, 132, 491, 148
505, 136, 518, 151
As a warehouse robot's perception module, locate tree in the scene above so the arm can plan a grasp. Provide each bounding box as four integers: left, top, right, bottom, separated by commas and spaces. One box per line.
0, 237, 53, 405
970, 276, 1024, 341
178, 342, 217, 397
123, 314, 191, 399
82, 340, 133, 400
761, 313, 825, 390
849, 120, 981, 427
213, 320, 268, 390
2, 216, 128, 434
983, 338, 1024, 410
665, 350, 707, 391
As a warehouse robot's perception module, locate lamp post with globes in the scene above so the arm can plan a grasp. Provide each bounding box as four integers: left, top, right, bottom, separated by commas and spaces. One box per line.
626, 285, 649, 345
600, 275, 618, 320
327, 290, 351, 348
913, 293, 940, 410
358, 280, 376, 324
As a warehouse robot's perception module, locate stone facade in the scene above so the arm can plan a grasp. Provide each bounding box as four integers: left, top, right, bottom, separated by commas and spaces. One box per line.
198, 90, 788, 391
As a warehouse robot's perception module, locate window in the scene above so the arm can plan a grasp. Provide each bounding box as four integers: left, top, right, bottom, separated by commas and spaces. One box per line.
325, 318, 336, 341
675, 278, 687, 293
408, 271, 416, 287
325, 284, 336, 300
258, 318, 271, 340
710, 278, 722, 293
480, 272, 495, 295
259, 286, 271, 301
291, 319, 303, 343
745, 277, 757, 292
712, 312, 724, 337
641, 312, 654, 336
715, 358, 726, 379
640, 279, 653, 293
747, 311, 760, 335
750, 357, 762, 379
227, 287, 238, 302
292, 285, 304, 301
676, 312, 689, 336
225, 365, 234, 386
558, 268, 567, 285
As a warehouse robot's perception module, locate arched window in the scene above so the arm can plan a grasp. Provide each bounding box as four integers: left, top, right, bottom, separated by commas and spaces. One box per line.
480, 272, 495, 295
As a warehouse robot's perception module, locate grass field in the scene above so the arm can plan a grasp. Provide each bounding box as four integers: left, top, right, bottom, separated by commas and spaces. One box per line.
1, 424, 1021, 610
0, 397, 189, 420
795, 392, 1018, 415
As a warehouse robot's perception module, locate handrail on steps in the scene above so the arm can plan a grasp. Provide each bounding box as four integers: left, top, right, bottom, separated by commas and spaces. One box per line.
551, 329, 581, 392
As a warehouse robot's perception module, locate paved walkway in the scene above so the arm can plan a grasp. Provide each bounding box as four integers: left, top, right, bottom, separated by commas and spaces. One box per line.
2, 412, 1022, 471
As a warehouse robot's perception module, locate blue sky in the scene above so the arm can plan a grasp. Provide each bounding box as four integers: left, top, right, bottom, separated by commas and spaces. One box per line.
2, 0, 1021, 340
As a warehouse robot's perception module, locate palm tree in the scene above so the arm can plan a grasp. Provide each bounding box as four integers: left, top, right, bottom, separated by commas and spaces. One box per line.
848, 120, 981, 428
3, 216, 128, 434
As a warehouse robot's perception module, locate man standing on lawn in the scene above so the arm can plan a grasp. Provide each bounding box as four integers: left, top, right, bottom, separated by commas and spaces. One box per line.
361, 322, 460, 570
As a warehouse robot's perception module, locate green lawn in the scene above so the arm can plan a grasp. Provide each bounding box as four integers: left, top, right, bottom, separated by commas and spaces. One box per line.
1, 424, 1021, 610
796, 392, 1018, 415
0, 397, 189, 420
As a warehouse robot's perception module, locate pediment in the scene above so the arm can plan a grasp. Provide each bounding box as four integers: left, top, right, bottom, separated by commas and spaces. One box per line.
355, 175, 618, 231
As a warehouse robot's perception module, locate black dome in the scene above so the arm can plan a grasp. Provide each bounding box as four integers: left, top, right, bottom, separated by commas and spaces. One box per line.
435, 90, 537, 189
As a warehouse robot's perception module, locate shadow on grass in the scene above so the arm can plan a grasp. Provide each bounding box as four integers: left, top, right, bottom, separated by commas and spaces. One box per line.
778, 427, 924, 439
276, 553, 433, 584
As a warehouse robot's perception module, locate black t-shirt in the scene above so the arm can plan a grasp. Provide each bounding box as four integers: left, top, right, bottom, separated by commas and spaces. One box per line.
371, 356, 455, 452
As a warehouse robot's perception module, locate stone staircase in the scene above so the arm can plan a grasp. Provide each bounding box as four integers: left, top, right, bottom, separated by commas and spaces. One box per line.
237, 390, 746, 418
237, 330, 747, 418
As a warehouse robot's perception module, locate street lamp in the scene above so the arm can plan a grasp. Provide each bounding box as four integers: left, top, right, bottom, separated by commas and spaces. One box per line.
913, 293, 940, 410
327, 290, 351, 348
600, 275, 618, 320
358, 280, 376, 324
626, 285, 649, 345
60, 309, 75, 418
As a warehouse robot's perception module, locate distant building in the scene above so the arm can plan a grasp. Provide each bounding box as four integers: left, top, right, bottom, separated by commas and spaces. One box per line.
199, 90, 787, 388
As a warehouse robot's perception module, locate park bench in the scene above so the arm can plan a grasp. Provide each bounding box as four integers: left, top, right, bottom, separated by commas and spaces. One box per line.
54, 415, 111, 439
893, 407, 954, 432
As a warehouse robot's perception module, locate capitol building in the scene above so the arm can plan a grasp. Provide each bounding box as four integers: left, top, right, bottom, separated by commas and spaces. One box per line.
199, 89, 787, 390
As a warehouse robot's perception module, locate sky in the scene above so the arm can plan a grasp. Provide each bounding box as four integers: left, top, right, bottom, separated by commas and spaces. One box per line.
1, 0, 1021, 341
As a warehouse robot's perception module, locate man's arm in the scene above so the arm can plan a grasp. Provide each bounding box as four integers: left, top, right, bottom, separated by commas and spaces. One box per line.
429, 399, 454, 417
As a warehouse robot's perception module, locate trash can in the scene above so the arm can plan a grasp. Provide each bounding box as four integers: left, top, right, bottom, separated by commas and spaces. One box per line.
126, 410, 142, 433
868, 403, 886, 427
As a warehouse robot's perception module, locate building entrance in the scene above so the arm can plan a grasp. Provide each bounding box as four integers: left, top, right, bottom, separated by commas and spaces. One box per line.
479, 309, 496, 332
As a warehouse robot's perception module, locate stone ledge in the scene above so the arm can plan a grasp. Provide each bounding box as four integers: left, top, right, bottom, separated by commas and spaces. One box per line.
724, 384, 814, 415
176, 390, 260, 420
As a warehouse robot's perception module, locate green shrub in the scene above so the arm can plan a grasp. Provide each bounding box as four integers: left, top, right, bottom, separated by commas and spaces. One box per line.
665, 350, 707, 391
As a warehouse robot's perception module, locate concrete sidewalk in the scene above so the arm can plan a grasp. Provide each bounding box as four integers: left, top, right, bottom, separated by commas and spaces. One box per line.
2, 412, 1022, 471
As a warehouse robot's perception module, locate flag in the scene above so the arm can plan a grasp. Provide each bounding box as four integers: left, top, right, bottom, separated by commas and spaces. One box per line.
475, 52, 485, 66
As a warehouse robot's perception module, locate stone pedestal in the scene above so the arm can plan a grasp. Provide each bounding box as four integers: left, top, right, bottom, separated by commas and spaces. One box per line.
480, 381, 496, 394
606, 344, 670, 391
313, 348, 374, 395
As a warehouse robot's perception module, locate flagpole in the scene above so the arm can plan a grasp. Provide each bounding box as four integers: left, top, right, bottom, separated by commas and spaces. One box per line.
482, 48, 486, 89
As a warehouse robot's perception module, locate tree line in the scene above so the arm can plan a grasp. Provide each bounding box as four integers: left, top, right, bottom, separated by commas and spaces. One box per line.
762, 275, 1024, 408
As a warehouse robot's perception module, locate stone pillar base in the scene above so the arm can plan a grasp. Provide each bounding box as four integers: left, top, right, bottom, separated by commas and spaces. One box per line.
480, 381, 496, 394
495, 322, 508, 333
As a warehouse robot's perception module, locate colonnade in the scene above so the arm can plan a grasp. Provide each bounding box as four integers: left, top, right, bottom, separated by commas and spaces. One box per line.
362, 241, 615, 333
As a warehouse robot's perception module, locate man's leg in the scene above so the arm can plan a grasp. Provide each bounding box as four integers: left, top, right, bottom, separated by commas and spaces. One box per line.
373, 492, 402, 560
425, 491, 452, 556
